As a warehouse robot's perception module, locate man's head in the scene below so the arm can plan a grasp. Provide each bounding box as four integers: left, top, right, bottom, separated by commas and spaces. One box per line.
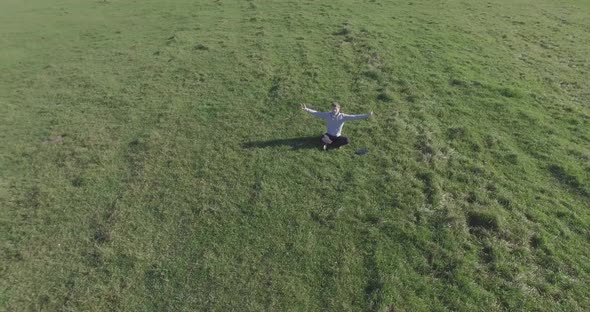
331, 102, 341, 114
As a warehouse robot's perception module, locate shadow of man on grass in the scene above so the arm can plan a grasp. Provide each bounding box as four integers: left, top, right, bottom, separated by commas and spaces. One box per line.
242, 136, 320, 150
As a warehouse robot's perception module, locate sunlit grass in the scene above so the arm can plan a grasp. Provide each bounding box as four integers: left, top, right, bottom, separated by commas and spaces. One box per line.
1, 0, 589, 310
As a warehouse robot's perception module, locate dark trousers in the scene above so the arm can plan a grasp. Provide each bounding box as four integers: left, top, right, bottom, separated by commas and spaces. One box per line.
323, 133, 349, 149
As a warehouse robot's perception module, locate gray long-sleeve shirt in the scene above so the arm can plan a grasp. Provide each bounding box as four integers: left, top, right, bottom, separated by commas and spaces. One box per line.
304, 108, 371, 137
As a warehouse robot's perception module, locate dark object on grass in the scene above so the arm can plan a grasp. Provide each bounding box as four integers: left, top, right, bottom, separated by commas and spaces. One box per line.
355, 148, 369, 156
194, 44, 209, 50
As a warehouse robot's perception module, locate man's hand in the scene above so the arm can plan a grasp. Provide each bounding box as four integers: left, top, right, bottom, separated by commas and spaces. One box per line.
369, 111, 374, 117
301, 103, 308, 111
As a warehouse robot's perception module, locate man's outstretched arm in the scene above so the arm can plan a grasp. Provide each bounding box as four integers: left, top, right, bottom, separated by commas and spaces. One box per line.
301, 104, 329, 119
341, 111, 374, 121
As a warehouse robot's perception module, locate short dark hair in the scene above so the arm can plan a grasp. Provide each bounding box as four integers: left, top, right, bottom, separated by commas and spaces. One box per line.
331, 102, 340, 109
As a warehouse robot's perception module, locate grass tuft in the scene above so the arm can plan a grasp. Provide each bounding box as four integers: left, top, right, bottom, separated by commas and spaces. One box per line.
498, 87, 523, 98
377, 89, 393, 102
548, 164, 589, 198
467, 211, 500, 231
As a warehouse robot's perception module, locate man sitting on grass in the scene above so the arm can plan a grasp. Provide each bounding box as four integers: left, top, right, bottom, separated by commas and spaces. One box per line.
301, 102, 373, 150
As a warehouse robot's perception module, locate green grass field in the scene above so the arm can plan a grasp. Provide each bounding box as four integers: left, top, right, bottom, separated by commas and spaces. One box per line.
2, 0, 590, 310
